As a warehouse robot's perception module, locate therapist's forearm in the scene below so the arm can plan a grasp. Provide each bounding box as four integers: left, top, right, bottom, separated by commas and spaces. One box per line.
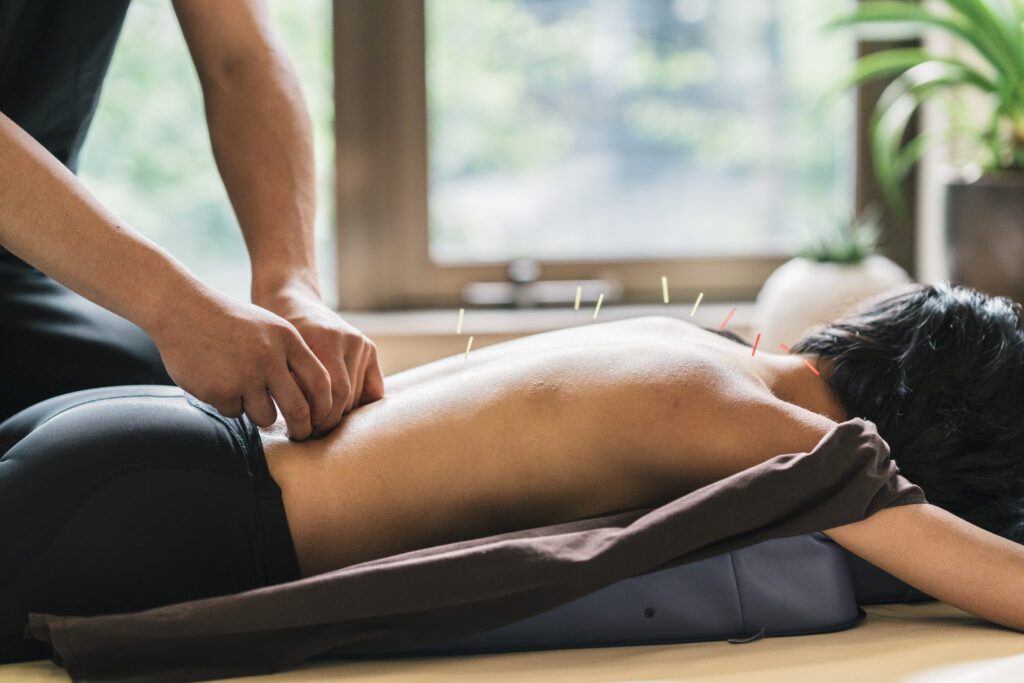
0, 112, 214, 334
198, 42, 320, 302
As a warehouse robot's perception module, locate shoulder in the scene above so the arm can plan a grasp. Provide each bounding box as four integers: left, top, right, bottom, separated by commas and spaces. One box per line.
656, 353, 841, 484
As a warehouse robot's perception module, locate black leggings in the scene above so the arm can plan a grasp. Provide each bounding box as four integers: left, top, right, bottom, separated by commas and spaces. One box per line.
0, 385, 303, 663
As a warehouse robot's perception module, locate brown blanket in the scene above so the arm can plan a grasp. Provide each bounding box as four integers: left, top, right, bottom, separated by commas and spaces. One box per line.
27, 417, 927, 683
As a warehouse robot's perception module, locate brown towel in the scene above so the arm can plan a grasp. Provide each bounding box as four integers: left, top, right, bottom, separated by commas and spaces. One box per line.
27, 417, 926, 683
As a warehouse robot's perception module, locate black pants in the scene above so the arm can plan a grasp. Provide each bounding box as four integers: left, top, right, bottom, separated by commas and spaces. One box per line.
0, 385, 303, 663
0, 251, 174, 422
0, 254, 301, 662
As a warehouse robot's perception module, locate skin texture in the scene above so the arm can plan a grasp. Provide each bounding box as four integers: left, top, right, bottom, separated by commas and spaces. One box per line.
263, 316, 1024, 634
262, 316, 842, 575
0, 0, 382, 441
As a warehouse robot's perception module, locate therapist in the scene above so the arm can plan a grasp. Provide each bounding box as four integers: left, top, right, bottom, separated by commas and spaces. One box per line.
0, 0, 384, 440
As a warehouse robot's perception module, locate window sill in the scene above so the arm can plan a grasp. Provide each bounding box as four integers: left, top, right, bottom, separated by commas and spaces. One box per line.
340, 301, 756, 338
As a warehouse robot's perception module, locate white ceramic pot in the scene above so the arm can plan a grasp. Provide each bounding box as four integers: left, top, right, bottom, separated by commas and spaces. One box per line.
751, 254, 912, 350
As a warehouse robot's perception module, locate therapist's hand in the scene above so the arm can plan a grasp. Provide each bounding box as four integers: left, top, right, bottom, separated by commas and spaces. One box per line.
254, 284, 385, 437
149, 287, 333, 441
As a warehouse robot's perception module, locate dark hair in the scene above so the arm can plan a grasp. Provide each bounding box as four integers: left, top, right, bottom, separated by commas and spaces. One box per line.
701, 326, 751, 348
791, 281, 1024, 542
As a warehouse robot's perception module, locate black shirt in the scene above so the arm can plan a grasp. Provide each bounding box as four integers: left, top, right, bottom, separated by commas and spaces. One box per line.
0, 0, 131, 172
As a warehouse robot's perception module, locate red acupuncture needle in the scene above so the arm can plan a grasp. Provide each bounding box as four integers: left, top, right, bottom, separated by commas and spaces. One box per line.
751, 333, 761, 356
720, 307, 737, 329
778, 342, 821, 376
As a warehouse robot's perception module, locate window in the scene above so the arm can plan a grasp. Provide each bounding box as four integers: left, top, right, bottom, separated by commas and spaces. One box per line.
78, 0, 336, 304
79, 0, 904, 313
335, 0, 862, 309
427, 0, 854, 263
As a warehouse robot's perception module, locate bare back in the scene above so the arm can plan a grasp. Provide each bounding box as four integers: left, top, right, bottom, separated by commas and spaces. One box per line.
262, 317, 840, 577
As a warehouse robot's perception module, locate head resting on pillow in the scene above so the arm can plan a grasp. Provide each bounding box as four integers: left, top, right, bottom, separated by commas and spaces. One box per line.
792, 281, 1024, 542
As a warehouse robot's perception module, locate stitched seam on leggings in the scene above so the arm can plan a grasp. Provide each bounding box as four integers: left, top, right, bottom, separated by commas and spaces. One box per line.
0, 462, 250, 589
184, 395, 283, 501
0, 393, 181, 462
186, 399, 252, 473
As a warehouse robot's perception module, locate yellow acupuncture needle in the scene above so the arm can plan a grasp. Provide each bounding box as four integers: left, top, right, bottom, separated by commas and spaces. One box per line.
574, 285, 582, 311
593, 293, 604, 320
661, 275, 669, 304
456, 308, 465, 335
464, 335, 474, 360
690, 292, 704, 317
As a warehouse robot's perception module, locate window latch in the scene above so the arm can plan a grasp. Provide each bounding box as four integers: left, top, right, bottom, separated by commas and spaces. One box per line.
461, 258, 623, 308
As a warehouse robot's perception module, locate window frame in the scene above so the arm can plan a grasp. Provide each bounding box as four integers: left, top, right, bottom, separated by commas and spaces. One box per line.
332, 0, 916, 311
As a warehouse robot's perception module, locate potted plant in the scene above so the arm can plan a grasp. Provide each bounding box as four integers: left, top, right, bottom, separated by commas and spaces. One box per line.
827, 0, 1024, 301
752, 209, 911, 348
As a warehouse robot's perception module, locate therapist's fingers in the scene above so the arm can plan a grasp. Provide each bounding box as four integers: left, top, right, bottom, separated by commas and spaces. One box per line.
311, 353, 351, 438
242, 388, 278, 428
359, 345, 385, 405
346, 371, 363, 416
211, 396, 243, 419
338, 344, 361, 416
344, 346, 369, 415
267, 368, 314, 440
286, 336, 333, 430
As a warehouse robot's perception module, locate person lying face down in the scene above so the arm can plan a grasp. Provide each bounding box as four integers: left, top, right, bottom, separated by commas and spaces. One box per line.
4, 281, 1024, 667
248, 280, 1024, 635
791, 281, 1024, 545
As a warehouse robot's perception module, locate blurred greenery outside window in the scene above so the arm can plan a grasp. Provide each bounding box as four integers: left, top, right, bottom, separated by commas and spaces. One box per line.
79, 0, 335, 304
427, 0, 856, 263
80, 0, 855, 304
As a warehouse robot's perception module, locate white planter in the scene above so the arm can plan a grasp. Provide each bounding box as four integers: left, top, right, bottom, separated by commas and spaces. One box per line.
751, 255, 912, 350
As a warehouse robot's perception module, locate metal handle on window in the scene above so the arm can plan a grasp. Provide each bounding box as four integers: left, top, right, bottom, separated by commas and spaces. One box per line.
461, 259, 623, 308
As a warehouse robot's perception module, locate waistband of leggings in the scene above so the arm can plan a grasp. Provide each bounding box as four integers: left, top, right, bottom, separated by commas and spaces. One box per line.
185, 394, 303, 586
239, 416, 303, 585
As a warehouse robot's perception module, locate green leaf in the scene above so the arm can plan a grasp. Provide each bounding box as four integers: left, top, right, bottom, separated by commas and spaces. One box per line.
827, 48, 997, 100
870, 88, 919, 217
826, 1, 1009, 73
892, 124, 981, 176
865, 61, 983, 214
1013, 0, 1024, 47
864, 58, 999, 214
799, 209, 882, 264
944, 0, 1024, 78
825, 0, 1024, 175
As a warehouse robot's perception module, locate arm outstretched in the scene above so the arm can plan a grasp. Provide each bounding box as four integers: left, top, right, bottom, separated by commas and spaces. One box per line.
824, 502, 1024, 632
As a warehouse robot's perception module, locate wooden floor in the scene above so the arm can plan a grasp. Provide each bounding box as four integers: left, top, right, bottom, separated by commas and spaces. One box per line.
3, 602, 1023, 682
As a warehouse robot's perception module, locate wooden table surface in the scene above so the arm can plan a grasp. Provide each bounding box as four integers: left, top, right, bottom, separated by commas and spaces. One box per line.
4, 602, 1023, 683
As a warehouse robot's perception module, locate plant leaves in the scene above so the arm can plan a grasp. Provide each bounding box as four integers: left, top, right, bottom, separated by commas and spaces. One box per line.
827, 1, 1009, 73
828, 48, 997, 101
944, 0, 1024, 78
